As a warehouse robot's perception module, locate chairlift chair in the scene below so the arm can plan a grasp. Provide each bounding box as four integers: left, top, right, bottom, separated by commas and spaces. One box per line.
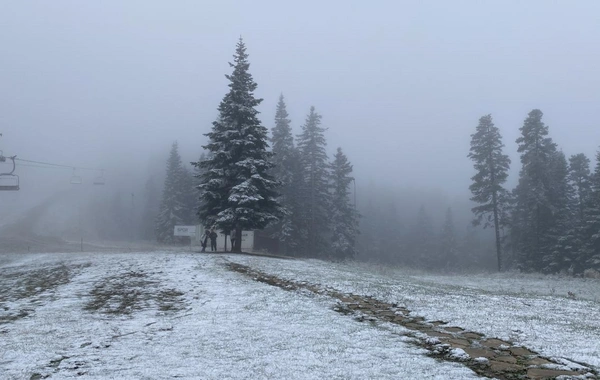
93, 169, 105, 185
0, 174, 19, 191
0, 155, 19, 191
70, 168, 82, 185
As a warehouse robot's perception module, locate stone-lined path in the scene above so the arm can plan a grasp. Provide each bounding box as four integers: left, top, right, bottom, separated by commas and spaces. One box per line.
227, 262, 597, 380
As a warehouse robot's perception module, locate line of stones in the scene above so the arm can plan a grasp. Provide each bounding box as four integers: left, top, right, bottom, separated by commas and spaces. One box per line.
227, 262, 597, 380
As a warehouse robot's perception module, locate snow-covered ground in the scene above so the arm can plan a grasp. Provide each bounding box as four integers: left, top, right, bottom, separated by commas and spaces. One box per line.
1, 251, 599, 379
232, 256, 600, 370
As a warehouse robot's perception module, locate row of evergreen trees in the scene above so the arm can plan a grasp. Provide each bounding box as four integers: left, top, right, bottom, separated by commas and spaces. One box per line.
469, 110, 600, 274
268, 97, 359, 259
154, 142, 199, 244
153, 38, 359, 259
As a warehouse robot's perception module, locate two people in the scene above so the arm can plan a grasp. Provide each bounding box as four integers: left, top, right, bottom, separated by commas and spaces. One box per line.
200, 228, 218, 252
200, 227, 238, 253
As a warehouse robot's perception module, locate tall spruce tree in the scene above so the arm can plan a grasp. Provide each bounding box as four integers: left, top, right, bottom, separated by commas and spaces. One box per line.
193, 38, 282, 252
580, 150, 600, 272
569, 153, 592, 224
181, 167, 198, 225
155, 141, 187, 244
544, 151, 575, 272
511, 109, 558, 271
568, 154, 592, 274
468, 114, 510, 271
270, 94, 303, 254
329, 147, 360, 260
296, 106, 330, 257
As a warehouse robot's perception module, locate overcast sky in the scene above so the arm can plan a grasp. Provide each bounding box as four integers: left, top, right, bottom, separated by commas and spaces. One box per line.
2, 0, 600, 206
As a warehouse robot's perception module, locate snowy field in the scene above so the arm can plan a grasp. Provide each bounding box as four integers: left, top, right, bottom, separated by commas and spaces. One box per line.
1, 251, 599, 379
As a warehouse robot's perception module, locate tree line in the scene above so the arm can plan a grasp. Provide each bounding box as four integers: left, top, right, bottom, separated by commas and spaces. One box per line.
468, 110, 600, 274
153, 38, 359, 260
145, 38, 600, 275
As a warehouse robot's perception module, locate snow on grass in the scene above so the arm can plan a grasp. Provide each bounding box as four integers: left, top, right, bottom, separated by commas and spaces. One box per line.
229, 255, 600, 370
1, 252, 482, 379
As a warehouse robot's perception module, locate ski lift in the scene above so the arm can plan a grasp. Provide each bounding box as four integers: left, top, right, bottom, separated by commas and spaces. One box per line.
93, 169, 105, 185
70, 168, 82, 185
0, 155, 19, 191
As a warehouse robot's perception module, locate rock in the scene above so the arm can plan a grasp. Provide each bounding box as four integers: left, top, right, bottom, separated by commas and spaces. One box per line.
463, 347, 496, 359
525, 357, 553, 366
488, 360, 521, 373
494, 355, 517, 364
427, 331, 454, 339
481, 338, 512, 349
463, 332, 484, 340
447, 338, 471, 348
526, 368, 580, 379
509, 346, 536, 356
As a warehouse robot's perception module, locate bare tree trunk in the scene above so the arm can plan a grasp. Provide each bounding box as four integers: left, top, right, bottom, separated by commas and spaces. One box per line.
234, 224, 243, 253
489, 153, 502, 272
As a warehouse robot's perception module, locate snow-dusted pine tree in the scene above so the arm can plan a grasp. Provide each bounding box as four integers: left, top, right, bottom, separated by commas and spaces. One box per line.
580, 150, 600, 272
511, 109, 559, 271
296, 106, 330, 257
544, 151, 575, 273
566, 153, 592, 273
439, 207, 458, 271
468, 114, 510, 271
569, 153, 592, 224
193, 38, 282, 252
180, 167, 198, 225
270, 94, 304, 255
155, 141, 187, 244
329, 147, 359, 260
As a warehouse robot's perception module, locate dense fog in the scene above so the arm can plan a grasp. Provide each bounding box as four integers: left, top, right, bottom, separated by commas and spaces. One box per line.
2, 1, 600, 271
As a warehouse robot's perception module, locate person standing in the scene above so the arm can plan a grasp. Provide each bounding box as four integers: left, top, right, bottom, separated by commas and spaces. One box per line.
230, 229, 237, 252
209, 228, 218, 252
200, 230, 209, 252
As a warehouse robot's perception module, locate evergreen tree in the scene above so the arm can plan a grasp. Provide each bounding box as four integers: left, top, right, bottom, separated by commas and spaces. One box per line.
569, 153, 592, 224
193, 38, 282, 252
439, 207, 458, 270
511, 109, 558, 271
329, 147, 360, 259
270, 94, 303, 254
192, 152, 208, 215
140, 176, 159, 240
156, 141, 187, 244
581, 150, 600, 272
180, 167, 198, 225
544, 151, 576, 272
296, 106, 330, 257
468, 114, 510, 271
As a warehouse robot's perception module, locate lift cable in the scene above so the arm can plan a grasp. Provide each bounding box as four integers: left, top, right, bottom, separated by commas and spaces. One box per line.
14, 158, 103, 172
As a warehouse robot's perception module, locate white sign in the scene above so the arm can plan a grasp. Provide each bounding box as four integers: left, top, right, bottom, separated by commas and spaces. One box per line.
174, 225, 197, 237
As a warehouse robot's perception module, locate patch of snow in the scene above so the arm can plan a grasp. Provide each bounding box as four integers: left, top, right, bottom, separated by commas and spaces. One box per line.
449, 348, 470, 361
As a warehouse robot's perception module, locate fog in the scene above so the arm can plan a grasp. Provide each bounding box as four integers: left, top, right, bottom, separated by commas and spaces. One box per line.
2, 1, 600, 245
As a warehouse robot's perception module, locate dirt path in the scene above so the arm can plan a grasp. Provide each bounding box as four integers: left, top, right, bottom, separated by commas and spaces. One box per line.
227, 262, 598, 380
